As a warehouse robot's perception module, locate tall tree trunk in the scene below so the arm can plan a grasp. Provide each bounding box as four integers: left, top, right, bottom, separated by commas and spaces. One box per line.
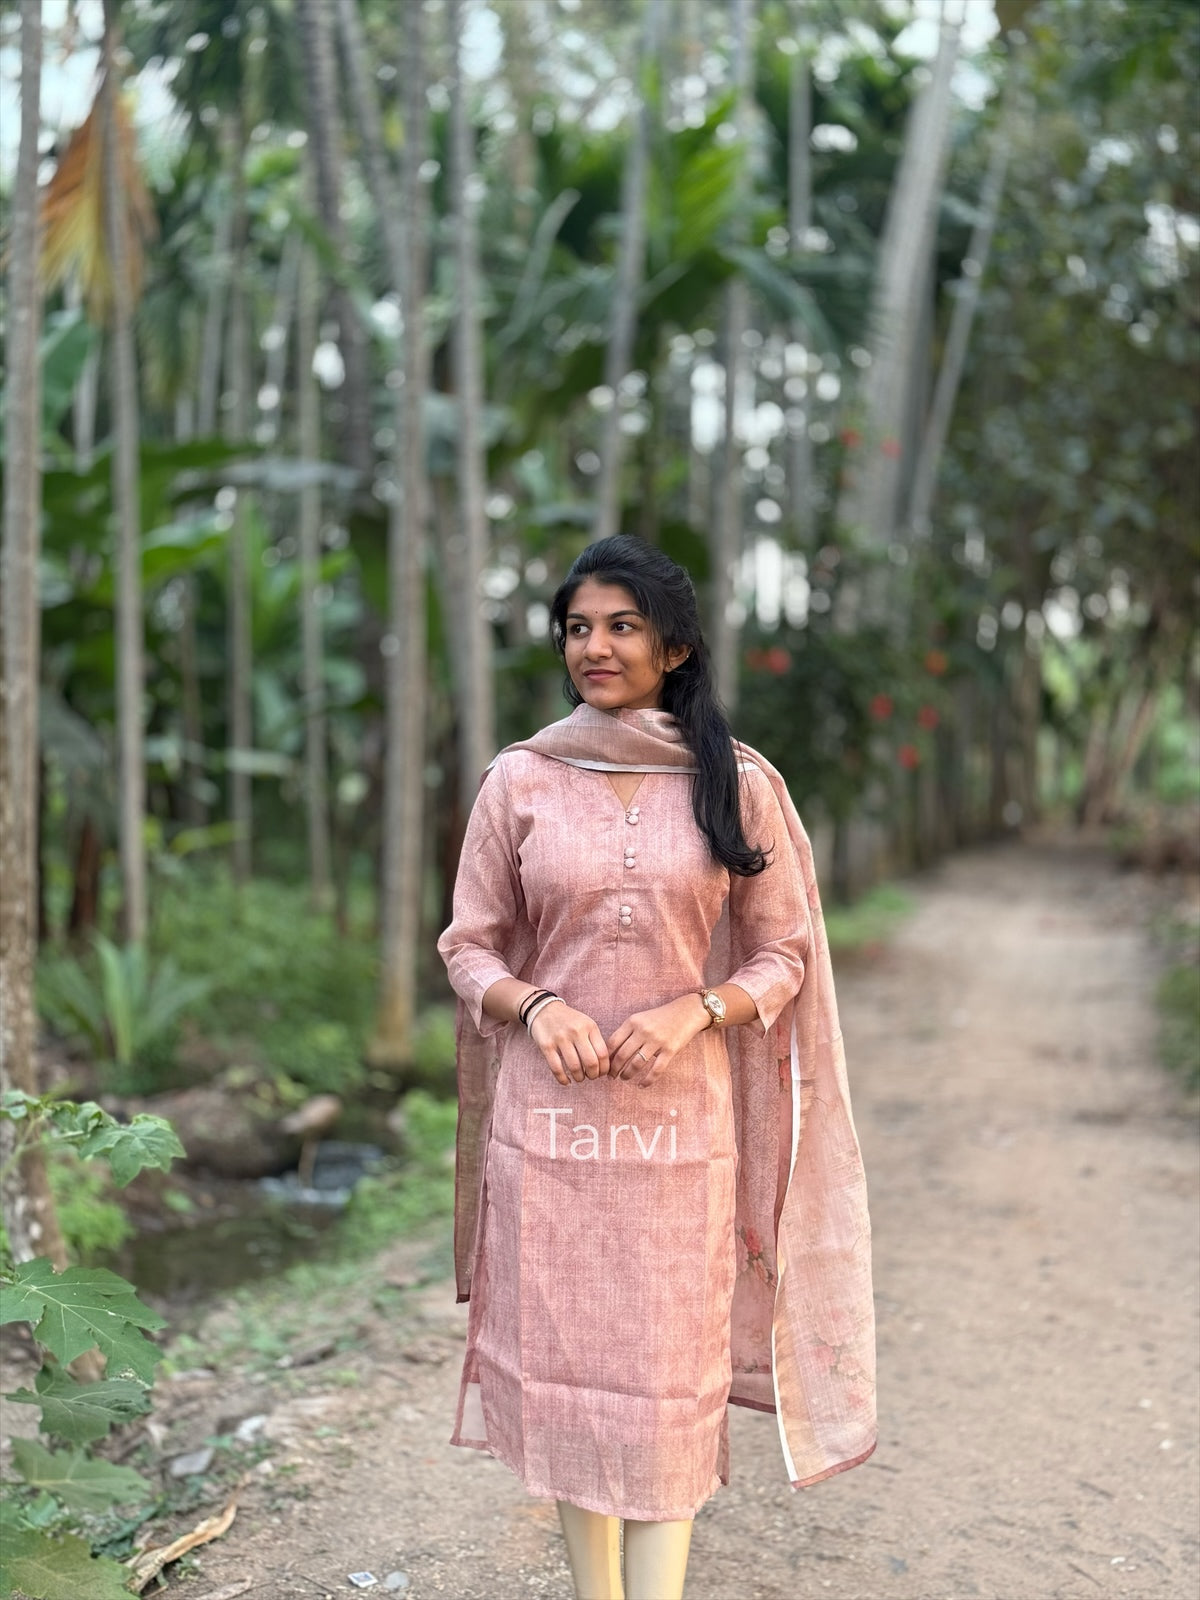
834, 14, 961, 629
711, 0, 755, 711
787, 32, 814, 546
447, 0, 497, 804
334, 0, 405, 288
592, 0, 662, 544
103, 4, 147, 943
498, 0, 540, 234
1, 0, 69, 1270
261, 229, 301, 445
224, 113, 254, 886
907, 75, 1016, 540
371, 4, 430, 1069
67, 279, 100, 470
297, 233, 333, 908
297, 0, 373, 486
197, 193, 234, 437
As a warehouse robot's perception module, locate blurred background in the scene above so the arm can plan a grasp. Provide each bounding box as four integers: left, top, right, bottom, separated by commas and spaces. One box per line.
2, 0, 1198, 1339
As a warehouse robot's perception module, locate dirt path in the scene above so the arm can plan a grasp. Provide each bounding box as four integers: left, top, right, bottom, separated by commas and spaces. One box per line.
181, 836, 1200, 1600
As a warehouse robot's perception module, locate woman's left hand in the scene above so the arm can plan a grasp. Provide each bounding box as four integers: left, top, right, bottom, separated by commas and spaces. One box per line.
606, 996, 708, 1088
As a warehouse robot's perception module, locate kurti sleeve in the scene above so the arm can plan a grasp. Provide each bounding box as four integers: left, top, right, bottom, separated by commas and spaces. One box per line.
724, 765, 810, 1036
436, 756, 526, 1038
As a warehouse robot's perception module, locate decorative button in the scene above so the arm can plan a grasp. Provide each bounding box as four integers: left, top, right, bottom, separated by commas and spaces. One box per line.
619, 905, 631, 915
625, 808, 640, 825
620, 915, 633, 927
624, 856, 636, 868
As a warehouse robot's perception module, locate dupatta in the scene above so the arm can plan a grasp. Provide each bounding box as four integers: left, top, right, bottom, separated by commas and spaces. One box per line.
451, 704, 876, 1490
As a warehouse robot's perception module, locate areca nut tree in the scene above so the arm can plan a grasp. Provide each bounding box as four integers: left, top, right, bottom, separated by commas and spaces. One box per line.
447, 0, 498, 805
371, 1, 432, 1070
592, 0, 664, 545
1, 0, 70, 1269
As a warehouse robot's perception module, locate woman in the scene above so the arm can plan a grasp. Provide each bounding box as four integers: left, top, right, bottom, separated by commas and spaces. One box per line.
438, 536, 875, 1599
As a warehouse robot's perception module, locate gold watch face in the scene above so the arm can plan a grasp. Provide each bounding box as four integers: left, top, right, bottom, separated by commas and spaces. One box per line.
704, 990, 726, 1024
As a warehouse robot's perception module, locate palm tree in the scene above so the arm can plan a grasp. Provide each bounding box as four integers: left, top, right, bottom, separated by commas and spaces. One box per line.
1, 0, 70, 1270
371, 2, 431, 1070
835, 11, 962, 629
102, 0, 148, 941
787, 28, 814, 546
907, 72, 1018, 541
296, 0, 373, 486
223, 109, 255, 886
592, 0, 664, 544
297, 223, 333, 908
711, 0, 756, 710
447, 0, 497, 804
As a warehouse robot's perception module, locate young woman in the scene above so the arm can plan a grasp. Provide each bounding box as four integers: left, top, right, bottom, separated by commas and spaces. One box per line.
438, 536, 875, 1599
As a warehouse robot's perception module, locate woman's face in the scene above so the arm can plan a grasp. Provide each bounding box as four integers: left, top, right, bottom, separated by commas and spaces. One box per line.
563, 579, 688, 712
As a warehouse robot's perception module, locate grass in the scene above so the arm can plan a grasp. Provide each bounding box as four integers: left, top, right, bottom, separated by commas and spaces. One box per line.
824, 883, 915, 955
1157, 965, 1200, 1090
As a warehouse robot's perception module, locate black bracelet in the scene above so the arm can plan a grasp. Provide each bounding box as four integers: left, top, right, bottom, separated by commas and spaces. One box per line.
518, 988, 554, 1026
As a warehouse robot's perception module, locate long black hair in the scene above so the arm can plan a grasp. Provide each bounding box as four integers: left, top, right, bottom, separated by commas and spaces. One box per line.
549, 536, 767, 877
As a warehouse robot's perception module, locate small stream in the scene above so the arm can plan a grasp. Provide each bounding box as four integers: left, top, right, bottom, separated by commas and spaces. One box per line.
108, 1140, 388, 1304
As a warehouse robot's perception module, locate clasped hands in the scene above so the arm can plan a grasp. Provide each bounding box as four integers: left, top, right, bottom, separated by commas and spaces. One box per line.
531, 995, 708, 1089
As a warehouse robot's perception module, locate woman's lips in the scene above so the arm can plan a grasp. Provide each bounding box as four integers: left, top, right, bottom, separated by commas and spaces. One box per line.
584, 670, 619, 679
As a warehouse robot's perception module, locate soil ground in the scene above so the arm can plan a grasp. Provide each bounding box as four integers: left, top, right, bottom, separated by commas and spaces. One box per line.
15, 833, 1200, 1600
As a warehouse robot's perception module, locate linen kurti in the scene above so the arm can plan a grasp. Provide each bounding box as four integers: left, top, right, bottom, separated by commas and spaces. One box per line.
437, 735, 811, 1521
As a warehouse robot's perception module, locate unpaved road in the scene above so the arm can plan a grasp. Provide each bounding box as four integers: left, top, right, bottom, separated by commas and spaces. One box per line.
179, 836, 1200, 1600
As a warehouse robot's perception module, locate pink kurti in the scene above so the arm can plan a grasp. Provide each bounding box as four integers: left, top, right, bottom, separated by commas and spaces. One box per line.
438, 738, 810, 1520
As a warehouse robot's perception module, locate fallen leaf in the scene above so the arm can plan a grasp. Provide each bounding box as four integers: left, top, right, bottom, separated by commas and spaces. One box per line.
125, 1482, 243, 1592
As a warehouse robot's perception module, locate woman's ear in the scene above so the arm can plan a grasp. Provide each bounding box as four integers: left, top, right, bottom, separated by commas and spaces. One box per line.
666, 648, 691, 673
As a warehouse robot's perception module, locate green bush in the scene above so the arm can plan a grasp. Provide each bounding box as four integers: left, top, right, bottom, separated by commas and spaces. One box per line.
1158, 964, 1200, 1091
150, 872, 378, 1092
48, 1154, 134, 1261
338, 1091, 457, 1256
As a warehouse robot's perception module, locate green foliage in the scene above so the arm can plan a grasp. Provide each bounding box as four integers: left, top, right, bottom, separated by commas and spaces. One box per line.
7, 1371, 151, 1447
38, 935, 211, 1092
144, 871, 378, 1091
408, 1006, 458, 1095
338, 1092, 457, 1256
8, 1442, 151, 1517
0, 1093, 178, 1572
47, 1155, 134, 1260
0, 1527, 133, 1600
1157, 962, 1200, 1091
1, 1091, 186, 1192
823, 884, 916, 955
0, 1260, 164, 1381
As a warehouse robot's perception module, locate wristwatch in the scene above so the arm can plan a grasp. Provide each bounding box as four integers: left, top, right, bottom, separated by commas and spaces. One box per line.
698, 988, 727, 1028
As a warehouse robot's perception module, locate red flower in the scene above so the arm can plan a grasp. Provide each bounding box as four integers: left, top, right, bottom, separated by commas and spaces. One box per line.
839, 428, 862, 449
764, 647, 791, 675
917, 704, 939, 730
880, 436, 901, 459
744, 1227, 763, 1257
898, 743, 920, 769
924, 648, 948, 676
869, 693, 894, 721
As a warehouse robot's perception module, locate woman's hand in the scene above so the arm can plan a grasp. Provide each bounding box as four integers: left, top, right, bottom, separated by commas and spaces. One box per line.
529, 1003, 611, 1086
606, 996, 708, 1088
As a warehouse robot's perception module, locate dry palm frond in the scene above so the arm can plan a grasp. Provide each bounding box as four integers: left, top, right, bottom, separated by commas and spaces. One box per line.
40, 70, 157, 324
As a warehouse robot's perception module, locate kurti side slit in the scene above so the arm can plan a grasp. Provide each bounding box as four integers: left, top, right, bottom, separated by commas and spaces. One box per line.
440, 749, 812, 1521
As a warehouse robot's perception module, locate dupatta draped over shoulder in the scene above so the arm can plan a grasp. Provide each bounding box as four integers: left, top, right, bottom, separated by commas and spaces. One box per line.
451, 704, 876, 1491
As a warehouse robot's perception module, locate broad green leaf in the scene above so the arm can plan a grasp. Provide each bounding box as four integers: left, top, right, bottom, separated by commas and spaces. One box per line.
0, 1260, 164, 1380
74, 1114, 185, 1187
9, 1440, 151, 1515
7, 1370, 151, 1445
0, 1527, 134, 1600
